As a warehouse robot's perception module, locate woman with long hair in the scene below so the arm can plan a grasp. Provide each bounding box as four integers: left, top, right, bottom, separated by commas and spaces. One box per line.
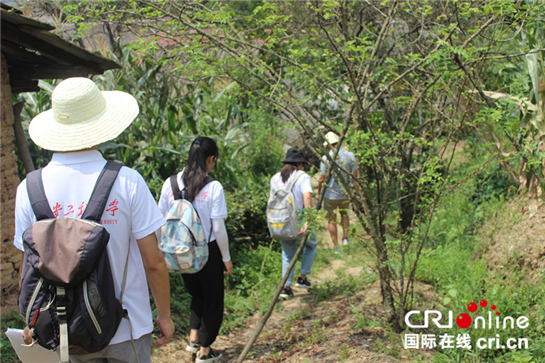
270, 147, 318, 298
158, 137, 232, 363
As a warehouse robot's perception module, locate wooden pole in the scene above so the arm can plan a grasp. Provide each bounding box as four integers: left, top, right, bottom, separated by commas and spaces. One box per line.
235, 233, 309, 363
12, 101, 35, 174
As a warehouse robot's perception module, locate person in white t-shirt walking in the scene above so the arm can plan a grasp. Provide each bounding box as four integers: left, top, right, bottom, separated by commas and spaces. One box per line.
14, 77, 174, 362
270, 147, 318, 298
317, 132, 358, 253
158, 137, 231, 363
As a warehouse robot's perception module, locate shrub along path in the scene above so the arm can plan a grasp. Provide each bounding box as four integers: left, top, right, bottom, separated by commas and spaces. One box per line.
151, 230, 433, 362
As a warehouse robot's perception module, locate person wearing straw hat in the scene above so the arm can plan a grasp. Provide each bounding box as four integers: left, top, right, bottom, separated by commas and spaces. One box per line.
13, 77, 174, 362
270, 147, 318, 298
317, 131, 358, 253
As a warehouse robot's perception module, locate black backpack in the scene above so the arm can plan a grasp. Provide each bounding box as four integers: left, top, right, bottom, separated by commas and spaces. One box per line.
18, 161, 128, 362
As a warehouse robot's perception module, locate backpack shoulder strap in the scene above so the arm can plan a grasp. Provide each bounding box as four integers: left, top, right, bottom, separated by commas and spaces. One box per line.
204, 176, 215, 188
26, 168, 55, 221
286, 170, 305, 192
170, 174, 183, 200
271, 173, 288, 194
81, 161, 124, 222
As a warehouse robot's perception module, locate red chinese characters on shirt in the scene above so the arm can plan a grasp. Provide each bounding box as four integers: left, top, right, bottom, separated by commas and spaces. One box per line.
64, 205, 75, 216
194, 190, 209, 204
52, 201, 119, 220
52, 203, 62, 218
106, 199, 119, 217
77, 202, 87, 217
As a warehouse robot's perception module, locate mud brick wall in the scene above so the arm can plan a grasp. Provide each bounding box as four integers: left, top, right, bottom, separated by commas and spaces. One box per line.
1, 53, 22, 296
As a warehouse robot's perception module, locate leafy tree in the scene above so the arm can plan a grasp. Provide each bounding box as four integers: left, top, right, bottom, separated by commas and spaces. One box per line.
97, 0, 542, 334
466, 3, 544, 211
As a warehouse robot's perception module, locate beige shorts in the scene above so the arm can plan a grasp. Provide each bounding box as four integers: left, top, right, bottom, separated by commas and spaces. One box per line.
324, 198, 349, 221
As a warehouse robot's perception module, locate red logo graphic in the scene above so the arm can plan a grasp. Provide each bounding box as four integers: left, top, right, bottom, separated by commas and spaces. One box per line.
456, 299, 500, 329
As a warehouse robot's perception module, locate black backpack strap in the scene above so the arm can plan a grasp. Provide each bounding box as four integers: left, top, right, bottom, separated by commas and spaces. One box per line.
170, 175, 183, 200
26, 168, 55, 221
81, 161, 124, 222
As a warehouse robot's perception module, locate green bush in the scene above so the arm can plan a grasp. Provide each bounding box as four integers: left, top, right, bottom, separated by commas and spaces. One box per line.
223, 243, 283, 331
225, 172, 272, 253
418, 162, 544, 362
469, 165, 516, 205
243, 125, 285, 177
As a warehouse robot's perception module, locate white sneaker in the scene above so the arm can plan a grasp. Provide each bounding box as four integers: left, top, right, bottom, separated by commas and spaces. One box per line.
186, 340, 200, 353
196, 348, 222, 362
295, 277, 312, 289
342, 238, 349, 246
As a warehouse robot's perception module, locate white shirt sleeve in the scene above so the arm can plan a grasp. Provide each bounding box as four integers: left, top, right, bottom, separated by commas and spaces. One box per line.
209, 182, 228, 220
158, 178, 173, 216
13, 180, 34, 251
130, 171, 166, 240
212, 218, 230, 262
300, 173, 313, 195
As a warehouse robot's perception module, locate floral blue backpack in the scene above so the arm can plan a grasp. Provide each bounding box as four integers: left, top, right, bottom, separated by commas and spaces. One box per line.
158, 175, 213, 274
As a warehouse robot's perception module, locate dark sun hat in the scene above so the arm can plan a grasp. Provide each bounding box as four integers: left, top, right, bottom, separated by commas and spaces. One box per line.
282, 147, 307, 164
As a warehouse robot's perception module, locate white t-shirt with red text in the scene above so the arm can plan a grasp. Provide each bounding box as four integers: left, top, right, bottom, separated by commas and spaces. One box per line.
13, 150, 165, 345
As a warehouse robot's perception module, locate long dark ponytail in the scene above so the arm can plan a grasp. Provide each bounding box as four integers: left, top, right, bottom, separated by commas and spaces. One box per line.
182, 137, 219, 202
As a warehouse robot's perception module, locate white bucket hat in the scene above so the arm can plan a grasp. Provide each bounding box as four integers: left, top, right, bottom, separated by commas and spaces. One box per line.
323, 131, 340, 146
29, 77, 139, 152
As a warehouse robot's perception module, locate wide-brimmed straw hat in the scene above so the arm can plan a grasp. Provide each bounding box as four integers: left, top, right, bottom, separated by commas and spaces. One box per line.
282, 146, 307, 164
323, 131, 340, 146
29, 77, 139, 151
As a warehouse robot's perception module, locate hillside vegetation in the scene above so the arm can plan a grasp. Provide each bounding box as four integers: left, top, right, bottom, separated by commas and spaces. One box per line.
2, 1, 544, 362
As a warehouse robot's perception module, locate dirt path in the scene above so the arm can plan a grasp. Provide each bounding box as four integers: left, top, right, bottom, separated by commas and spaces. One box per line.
151, 230, 418, 363
1, 213, 427, 362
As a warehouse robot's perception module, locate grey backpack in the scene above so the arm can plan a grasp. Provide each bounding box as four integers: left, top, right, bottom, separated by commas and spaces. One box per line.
18, 161, 127, 363
267, 170, 305, 240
